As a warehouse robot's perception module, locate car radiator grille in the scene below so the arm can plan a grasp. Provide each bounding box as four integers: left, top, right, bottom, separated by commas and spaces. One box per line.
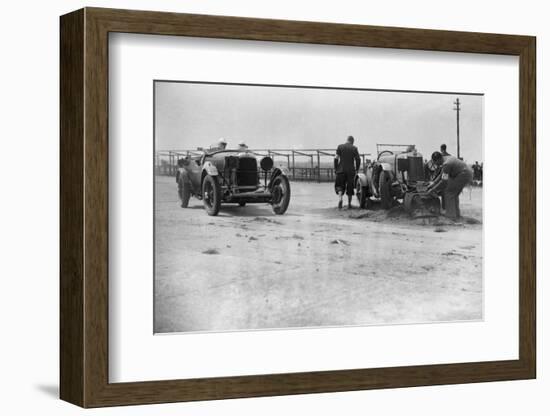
408, 156, 425, 181
237, 158, 259, 187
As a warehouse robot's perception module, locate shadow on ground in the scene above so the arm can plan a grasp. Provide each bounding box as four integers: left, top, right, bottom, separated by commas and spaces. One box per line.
34, 384, 58, 399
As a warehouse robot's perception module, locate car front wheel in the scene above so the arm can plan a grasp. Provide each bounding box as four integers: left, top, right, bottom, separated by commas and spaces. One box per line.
202, 175, 221, 216
271, 175, 291, 215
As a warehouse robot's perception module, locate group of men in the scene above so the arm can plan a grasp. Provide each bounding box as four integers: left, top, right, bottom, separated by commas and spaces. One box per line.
333, 137, 474, 220
472, 161, 483, 183
204, 135, 474, 220
213, 138, 249, 152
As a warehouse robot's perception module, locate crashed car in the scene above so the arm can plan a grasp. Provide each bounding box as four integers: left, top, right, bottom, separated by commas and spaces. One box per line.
355, 144, 440, 215
176, 149, 291, 216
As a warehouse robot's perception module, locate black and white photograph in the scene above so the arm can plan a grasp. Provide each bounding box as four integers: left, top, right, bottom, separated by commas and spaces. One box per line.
154, 80, 484, 334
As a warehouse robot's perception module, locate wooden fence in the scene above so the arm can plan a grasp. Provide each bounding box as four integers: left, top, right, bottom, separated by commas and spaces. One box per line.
156, 149, 372, 183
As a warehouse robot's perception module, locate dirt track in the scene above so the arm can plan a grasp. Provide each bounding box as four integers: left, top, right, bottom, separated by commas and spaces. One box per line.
154, 176, 483, 333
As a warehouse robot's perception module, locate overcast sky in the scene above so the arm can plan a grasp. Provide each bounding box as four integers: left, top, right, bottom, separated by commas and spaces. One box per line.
155, 81, 483, 163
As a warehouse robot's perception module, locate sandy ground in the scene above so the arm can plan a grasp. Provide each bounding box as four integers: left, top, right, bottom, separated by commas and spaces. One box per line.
154, 176, 483, 333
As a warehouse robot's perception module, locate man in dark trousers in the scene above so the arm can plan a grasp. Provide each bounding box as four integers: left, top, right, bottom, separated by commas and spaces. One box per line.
472, 161, 482, 183
437, 144, 452, 209
334, 135, 361, 209
427, 151, 473, 220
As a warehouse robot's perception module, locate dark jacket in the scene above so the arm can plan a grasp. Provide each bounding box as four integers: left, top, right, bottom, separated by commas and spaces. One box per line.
441, 156, 471, 179
334, 143, 361, 173
429, 156, 472, 193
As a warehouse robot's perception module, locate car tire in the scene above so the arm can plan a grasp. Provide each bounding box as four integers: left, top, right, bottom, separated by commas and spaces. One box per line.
271, 175, 291, 215
356, 179, 367, 209
379, 170, 393, 210
178, 175, 191, 208
238, 201, 246, 207
202, 175, 221, 216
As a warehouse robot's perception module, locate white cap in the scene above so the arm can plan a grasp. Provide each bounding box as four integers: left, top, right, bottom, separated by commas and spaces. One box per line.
218, 137, 227, 145
238, 140, 247, 147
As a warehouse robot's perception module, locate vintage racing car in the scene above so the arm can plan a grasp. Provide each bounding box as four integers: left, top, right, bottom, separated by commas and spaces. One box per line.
355, 144, 441, 215
176, 149, 291, 216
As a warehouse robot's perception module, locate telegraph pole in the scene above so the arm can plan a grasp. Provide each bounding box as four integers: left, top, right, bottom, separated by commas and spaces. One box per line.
453, 98, 461, 159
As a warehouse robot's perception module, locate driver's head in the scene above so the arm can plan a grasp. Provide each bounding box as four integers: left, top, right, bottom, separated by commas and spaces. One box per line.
218, 138, 227, 149
431, 151, 444, 166
347, 135, 355, 144
440, 144, 447, 152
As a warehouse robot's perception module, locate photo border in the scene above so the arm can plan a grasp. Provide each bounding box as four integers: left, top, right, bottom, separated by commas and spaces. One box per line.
152, 79, 485, 335
60, 7, 536, 407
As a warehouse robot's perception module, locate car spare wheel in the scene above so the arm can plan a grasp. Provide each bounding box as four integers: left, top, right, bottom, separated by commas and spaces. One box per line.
379, 170, 393, 209
271, 175, 291, 215
202, 175, 221, 216
178, 176, 191, 208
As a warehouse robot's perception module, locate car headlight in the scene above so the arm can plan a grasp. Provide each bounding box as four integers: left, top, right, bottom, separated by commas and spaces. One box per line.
260, 156, 274, 171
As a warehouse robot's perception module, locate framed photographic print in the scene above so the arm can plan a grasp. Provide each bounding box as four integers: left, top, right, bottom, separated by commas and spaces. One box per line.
60, 7, 536, 407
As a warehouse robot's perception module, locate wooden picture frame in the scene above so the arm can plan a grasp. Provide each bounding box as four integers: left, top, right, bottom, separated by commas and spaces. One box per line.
60, 7, 536, 408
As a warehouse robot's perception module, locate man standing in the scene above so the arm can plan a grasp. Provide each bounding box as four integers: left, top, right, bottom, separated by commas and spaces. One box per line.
472, 161, 482, 183
334, 135, 361, 209
438, 144, 452, 209
440, 143, 451, 158
427, 151, 473, 220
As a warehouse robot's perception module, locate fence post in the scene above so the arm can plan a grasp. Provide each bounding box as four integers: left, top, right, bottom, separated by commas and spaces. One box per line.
317, 150, 321, 183
155, 152, 159, 176
291, 151, 295, 180
169, 152, 172, 176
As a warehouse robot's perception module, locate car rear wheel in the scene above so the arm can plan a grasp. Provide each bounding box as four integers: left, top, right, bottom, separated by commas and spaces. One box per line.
271, 175, 290, 215
379, 170, 393, 209
356, 179, 367, 209
202, 175, 221, 216
178, 175, 191, 208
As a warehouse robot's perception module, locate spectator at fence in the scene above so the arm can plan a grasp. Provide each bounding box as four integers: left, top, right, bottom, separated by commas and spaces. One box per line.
472, 161, 482, 183
480, 162, 483, 182
334, 135, 361, 210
